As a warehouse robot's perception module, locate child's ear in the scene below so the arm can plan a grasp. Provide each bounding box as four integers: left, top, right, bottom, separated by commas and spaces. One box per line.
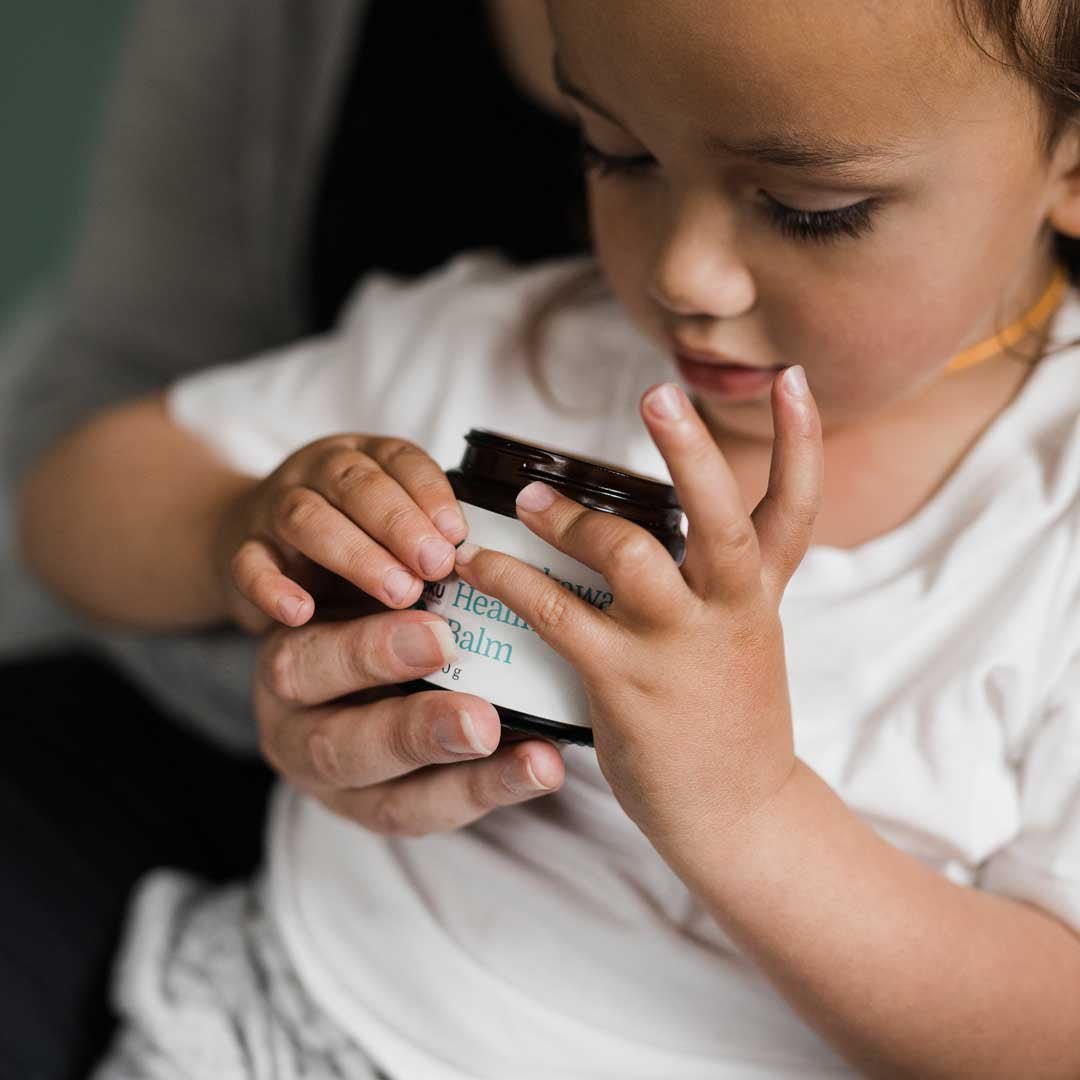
1048, 122, 1080, 239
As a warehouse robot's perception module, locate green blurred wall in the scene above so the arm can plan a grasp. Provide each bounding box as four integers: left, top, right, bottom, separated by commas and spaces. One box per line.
0, 2, 135, 318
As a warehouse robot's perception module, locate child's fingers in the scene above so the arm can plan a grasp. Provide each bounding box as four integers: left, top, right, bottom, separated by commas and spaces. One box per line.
362, 437, 469, 545
230, 538, 314, 626
269, 486, 426, 609
303, 445, 457, 582
512, 480, 689, 626
639, 383, 761, 603
452, 542, 618, 680
750, 366, 824, 600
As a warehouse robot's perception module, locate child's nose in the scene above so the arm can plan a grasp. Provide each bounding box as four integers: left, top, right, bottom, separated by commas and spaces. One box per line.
647, 196, 757, 320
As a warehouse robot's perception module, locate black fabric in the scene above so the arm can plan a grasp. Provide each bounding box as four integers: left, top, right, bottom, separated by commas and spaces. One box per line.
0, 651, 274, 1080
309, 0, 588, 330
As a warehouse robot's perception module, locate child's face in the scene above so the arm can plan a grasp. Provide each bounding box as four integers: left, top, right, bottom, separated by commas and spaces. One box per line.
545, 0, 1080, 441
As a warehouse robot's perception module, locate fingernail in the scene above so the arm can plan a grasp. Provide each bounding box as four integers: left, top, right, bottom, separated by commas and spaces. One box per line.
391, 620, 458, 668
645, 383, 686, 420
277, 596, 310, 624
434, 507, 466, 542
516, 481, 556, 512
455, 542, 481, 567
419, 536, 455, 577
435, 708, 492, 756
383, 566, 419, 605
784, 364, 809, 399
501, 756, 553, 796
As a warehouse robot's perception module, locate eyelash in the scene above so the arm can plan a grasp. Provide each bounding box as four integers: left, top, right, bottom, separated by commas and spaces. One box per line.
577, 138, 878, 245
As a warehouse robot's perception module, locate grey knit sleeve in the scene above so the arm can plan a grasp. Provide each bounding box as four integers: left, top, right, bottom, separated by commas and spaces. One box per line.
3, 0, 363, 748
5, 0, 362, 486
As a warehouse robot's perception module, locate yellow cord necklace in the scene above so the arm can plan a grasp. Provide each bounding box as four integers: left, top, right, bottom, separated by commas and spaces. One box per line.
944, 264, 1070, 374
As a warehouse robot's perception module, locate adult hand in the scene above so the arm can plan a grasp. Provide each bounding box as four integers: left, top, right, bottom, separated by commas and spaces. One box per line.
254, 607, 567, 835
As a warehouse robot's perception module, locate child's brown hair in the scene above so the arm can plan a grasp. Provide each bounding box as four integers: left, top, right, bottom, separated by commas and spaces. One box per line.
955, 0, 1080, 282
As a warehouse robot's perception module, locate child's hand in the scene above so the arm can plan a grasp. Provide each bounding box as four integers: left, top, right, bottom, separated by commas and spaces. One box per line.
214, 435, 467, 633
450, 369, 823, 860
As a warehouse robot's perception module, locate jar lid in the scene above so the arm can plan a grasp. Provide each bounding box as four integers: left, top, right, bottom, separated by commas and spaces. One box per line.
459, 428, 680, 513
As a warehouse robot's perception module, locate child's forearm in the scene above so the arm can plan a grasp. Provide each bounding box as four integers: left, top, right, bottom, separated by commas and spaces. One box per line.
16, 393, 255, 632
667, 760, 1080, 1079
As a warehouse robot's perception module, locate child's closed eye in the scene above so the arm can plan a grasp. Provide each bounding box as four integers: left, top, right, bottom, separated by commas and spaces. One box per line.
577, 135, 880, 245
760, 192, 879, 244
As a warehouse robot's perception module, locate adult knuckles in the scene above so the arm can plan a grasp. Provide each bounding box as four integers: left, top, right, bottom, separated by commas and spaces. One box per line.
383, 697, 434, 769
342, 622, 390, 685
259, 630, 302, 702
254, 683, 290, 773
257, 721, 288, 777
368, 789, 427, 837
468, 763, 505, 813
305, 720, 348, 788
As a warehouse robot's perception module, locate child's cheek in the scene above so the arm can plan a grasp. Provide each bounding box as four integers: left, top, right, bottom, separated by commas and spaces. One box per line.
773, 279, 970, 417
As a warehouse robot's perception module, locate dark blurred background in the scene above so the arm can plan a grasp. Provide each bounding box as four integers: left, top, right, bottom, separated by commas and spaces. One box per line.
0, 3, 134, 319
1, 3, 134, 658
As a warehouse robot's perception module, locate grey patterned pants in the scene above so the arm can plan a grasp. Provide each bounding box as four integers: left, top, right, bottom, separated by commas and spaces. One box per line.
92, 871, 392, 1080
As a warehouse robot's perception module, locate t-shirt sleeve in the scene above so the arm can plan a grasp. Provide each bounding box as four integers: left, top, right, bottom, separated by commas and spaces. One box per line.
975, 650, 1080, 935
165, 252, 512, 476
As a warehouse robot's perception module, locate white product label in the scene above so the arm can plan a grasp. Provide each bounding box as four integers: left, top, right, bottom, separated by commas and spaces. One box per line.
420, 500, 613, 730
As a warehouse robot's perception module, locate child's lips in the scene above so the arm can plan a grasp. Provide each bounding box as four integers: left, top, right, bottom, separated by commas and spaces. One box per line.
665, 343, 786, 399
671, 340, 778, 372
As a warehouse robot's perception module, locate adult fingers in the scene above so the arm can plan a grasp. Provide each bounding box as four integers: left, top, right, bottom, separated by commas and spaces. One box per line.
260, 688, 505, 792
512, 480, 688, 626
640, 382, 761, 603
324, 735, 566, 836
749, 366, 824, 600
256, 610, 459, 707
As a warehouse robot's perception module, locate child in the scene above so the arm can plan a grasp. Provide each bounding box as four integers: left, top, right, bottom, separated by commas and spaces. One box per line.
23, 1, 1080, 1076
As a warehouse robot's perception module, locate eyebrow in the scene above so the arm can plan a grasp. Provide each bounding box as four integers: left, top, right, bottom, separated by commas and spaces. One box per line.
551, 53, 916, 173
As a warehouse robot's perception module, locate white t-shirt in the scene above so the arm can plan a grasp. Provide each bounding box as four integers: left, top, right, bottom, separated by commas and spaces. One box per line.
169, 252, 1080, 1079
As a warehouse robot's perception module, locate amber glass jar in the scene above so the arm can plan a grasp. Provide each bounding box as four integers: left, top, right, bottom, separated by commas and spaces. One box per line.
413, 429, 684, 747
